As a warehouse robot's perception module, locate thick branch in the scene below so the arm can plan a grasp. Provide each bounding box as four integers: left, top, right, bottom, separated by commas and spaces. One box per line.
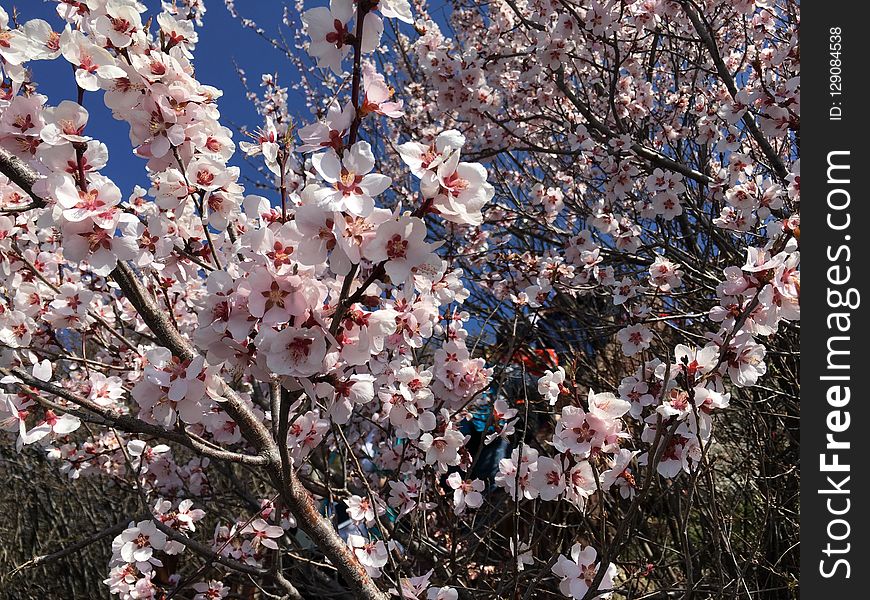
0, 148, 45, 210
109, 261, 278, 460
268, 466, 387, 600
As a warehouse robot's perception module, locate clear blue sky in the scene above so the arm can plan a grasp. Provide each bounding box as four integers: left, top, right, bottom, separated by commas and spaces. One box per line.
9, 0, 309, 195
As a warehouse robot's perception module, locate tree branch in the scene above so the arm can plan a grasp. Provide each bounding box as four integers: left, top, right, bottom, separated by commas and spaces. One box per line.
0, 148, 45, 210
0, 59, 388, 600
3, 366, 271, 466
677, 0, 789, 180
9, 518, 136, 576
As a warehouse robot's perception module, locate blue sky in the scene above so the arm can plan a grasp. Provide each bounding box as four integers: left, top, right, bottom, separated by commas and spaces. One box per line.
8, 0, 309, 195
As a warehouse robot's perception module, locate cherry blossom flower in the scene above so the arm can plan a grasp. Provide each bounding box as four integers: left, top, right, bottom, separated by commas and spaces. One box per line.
720, 331, 767, 387
116, 520, 168, 567
258, 327, 327, 377
59, 27, 126, 91
85, 373, 125, 407
495, 444, 538, 500
347, 494, 385, 525
421, 150, 494, 226
53, 173, 121, 227
0, 1, 800, 596
531, 456, 566, 502
445, 472, 484, 514
156, 498, 206, 533
347, 534, 389, 576
360, 63, 403, 118
552, 543, 617, 600
241, 518, 284, 550
240, 270, 318, 326
398, 130, 464, 179
193, 581, 228, 600
297, 102, 354, 153
364, 214, 437, 283
378, 0, 414, 24
657, 389, 693, 420
285, 410, 330, 461
616, 324, 652, 356
601, 449, 640, 500
95, 1, 145, 49
419, 426, 465, 471
312, 141, 391, 216
564, 460, 598, 508
538, 367, 566, 405
379, 379, 436, 439
132, 349, 208, 426
388, 478, 422, 517
693, 385, 730, 412
671, 343, 718, 383
427, 587, 459, 600
302, 0, 355, 75
511, 540, 534, 571
61, 214, 139, 276
648, 256, 683, 292
40, 100, 90, 145
554, 390, 628, 459
328, 373, 375, 424
391, 570, 433, 599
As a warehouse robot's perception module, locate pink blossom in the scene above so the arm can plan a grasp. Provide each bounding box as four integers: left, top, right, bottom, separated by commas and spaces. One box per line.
241, 518, 284, 550
312, 141, 391, 216
552, 543, 617, 600
445, 472, 484, 514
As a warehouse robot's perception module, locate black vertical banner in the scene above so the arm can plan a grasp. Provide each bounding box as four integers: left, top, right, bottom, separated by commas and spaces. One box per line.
802, 3, 867, 596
